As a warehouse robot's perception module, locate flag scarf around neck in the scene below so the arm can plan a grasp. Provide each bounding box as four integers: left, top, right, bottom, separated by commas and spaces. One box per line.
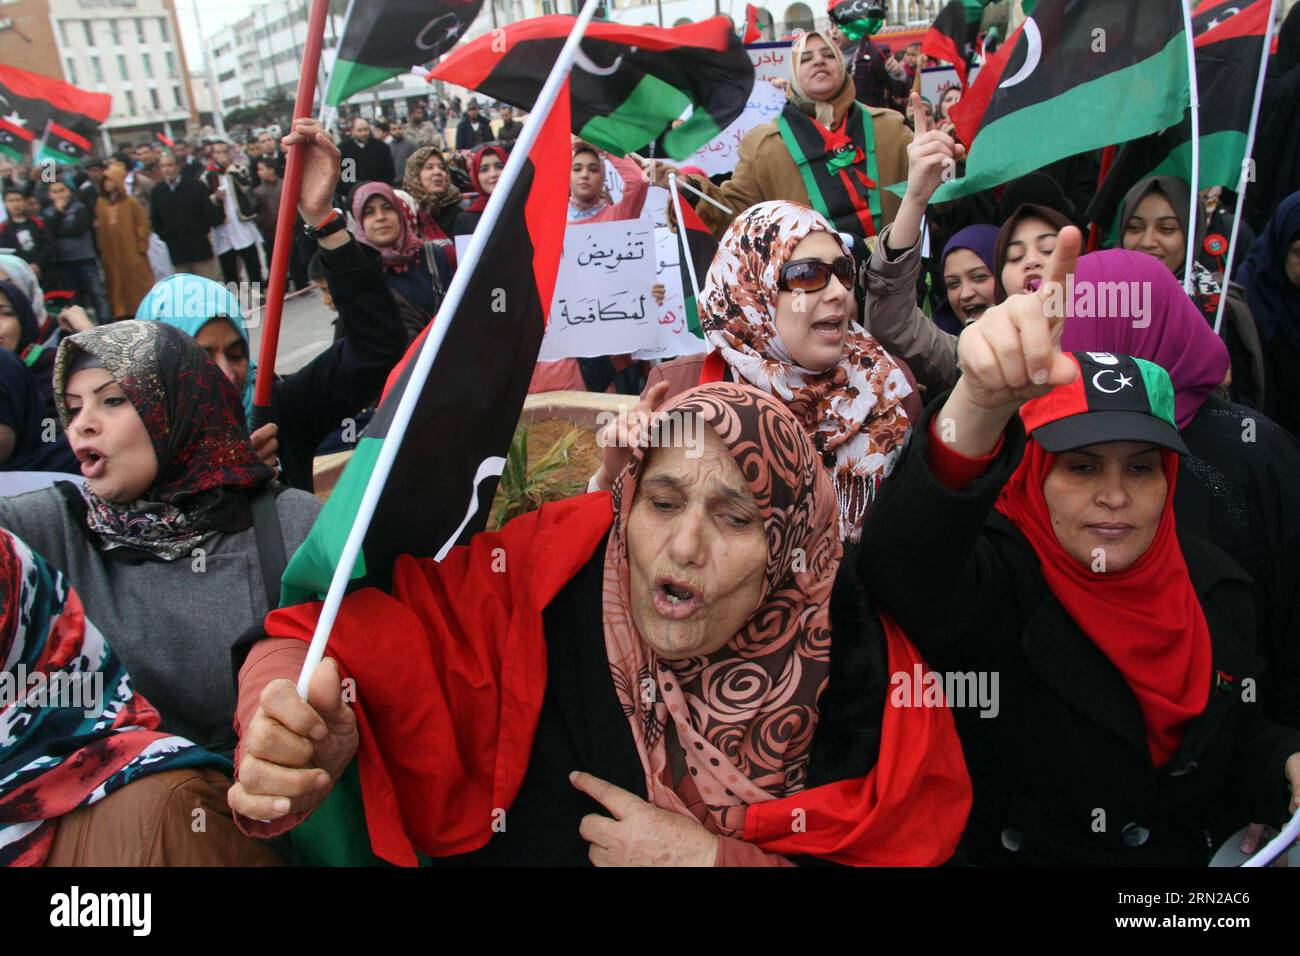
1084, 0, 1272, 241
280, 92, 571, 605
0, 530, 226, 866
603, 383, 971, 864
325, 0, 484, 106
37, 121, 92, 165
921, 0, 985, 88
429, 17, 754, 160
674, 192, 717, 337
264, 387, 969, 867
777, 101, 882, 243
0, 64, 111, 143
920, 0, 1190, 203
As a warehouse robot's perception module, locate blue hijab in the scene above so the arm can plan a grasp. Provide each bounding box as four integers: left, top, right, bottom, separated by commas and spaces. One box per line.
932, 224, 999, 335
134, 274, 258, 423
1237, 191, 1300, 352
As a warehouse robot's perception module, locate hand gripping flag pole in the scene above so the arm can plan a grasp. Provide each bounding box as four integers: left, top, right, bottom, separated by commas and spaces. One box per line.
250, 0, 332, 431
1180, 0, 1201, 293
1212, 0, 1279, 337
295, 0, 605, 697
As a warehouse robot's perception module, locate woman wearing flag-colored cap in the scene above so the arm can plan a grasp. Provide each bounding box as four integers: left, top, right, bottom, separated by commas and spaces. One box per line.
230, 381, 971, 867
862, 224, 1300, 865
652, 30, 912, 246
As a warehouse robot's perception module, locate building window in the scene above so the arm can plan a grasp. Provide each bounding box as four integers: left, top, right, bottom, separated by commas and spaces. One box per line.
125, 90, 137, 114
109, 19, 120, 45
150, 88, 161, 111
542, 0, 555, 12
83, 20, 94, 46
58, 21, 69, 47
174, 84, 183, 108
117, 54, 129, 81
65, 59, 77, 85
90, 56, 103, 84
135, 17, 146, 43
158, 17, 170, 43
166, 51, 177, 77
142, 52, 152, 75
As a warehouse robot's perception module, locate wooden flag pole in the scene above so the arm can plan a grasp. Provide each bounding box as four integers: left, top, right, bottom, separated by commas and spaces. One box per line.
295, 0, 606, 698
1212, 0, 1279, 337
250, 0, 332, 429
1180, 0, 1201, 293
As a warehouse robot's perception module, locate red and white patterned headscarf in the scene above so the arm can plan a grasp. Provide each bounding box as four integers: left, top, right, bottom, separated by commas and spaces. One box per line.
603, 382, 841, 836
699, 200, 912, 541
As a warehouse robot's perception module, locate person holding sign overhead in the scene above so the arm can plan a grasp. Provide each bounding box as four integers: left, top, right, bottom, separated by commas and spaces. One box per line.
651, 30, 911, 246
862, 225, 1300, 865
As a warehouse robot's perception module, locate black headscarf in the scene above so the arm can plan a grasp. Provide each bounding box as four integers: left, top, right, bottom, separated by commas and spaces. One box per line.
0, 347, 78, 473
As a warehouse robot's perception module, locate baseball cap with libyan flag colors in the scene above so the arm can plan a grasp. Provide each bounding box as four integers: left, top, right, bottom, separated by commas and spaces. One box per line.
1019, 352, 1188, 456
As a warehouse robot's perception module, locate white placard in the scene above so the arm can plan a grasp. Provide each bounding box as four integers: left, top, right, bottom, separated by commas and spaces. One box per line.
538, 218, 660, 361
682, 42, 791, 178
920, 64, 980, 110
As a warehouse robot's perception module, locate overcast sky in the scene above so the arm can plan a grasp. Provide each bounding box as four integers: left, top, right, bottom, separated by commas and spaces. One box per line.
173, 1, 267, 72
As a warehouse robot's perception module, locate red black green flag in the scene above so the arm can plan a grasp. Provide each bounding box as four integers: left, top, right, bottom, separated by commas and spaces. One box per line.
921, 0, 985, 88
280, 91, 572, 607
743, 3, 762, 44
1085, 0, 1272, 238
675, 194, 718, 337
0, 116, 33, 163
325, 0, 483, 107
0, 64, 111, 142
430, 17, 754, 160
37, 121, 91, 165
921, 0, 1190, 203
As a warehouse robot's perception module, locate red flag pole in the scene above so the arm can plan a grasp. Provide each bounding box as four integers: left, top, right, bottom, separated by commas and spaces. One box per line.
1087, 144, 1117, 253
250, 0, 332, 428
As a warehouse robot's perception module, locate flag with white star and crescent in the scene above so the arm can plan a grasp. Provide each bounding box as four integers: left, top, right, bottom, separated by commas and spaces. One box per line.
0, 64, 110, 146
0, 115, 33, 163
37, 121, 92, 165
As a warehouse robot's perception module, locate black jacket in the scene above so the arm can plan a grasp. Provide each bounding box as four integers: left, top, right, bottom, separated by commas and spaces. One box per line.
269, 238, 407, 491
200, 163, 257, 222
455, 116, 493, 150
337, 138, 395, 204
150, 177, 222, 263
849, 40, 909, 111
439, 540, 890, 866
40, 199, 96, 264
0, 217, 54, 277
862, 399, 1300, 866
452, 208, 482, 237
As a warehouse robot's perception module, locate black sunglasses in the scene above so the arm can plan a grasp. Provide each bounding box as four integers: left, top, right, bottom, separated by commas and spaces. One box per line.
778, 256, 856, 293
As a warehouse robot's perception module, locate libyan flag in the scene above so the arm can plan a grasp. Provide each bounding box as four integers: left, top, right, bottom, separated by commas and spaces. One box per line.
675, 193, 718, 337
0, 116, 33, 162
1085, 0, 1272, 240
0, 64, 111, 141
914, 0, 1190, 204
430, 16, 754, 161
921, 0, 986, 88
325, 0, 483, 106
38, 122, 91, 165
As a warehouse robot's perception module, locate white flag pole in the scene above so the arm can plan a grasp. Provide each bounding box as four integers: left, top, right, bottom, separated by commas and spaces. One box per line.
668, 173, 704, 301
1181, 0, 1201, 292
673, 174, 733, 215
295, 0, 604, 697
1212, 0, 1279, 337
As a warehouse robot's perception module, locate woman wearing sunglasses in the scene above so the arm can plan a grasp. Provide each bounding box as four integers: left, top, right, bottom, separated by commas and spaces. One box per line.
594, 200, 921, 543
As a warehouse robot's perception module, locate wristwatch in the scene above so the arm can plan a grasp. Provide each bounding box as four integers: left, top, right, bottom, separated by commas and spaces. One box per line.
304, 208, 348, 240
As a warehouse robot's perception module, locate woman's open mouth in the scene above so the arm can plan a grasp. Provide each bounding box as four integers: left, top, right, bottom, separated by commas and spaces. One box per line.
652, 577, 703, 619
811, 318, 844, 341
1024, 275, 1043, 293
962, 303, 989, 322
78, 449, 107, 480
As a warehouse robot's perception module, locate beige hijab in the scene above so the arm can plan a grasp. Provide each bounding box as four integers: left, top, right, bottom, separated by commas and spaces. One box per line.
788, 31, 852, 128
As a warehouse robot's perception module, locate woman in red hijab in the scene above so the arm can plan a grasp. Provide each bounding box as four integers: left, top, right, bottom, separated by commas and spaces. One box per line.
864, 226, 1300, 865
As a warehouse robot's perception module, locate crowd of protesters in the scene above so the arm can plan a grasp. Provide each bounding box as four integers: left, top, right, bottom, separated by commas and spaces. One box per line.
1, 2, 1299, 870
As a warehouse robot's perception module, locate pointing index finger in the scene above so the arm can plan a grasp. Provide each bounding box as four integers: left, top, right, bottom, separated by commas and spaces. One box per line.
569, 770, 643, 820
1041, 225, 1083, 303
910, 92, 930, 136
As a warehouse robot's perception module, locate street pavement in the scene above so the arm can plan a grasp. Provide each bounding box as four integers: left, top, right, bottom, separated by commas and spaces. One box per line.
246, 284, 340, 377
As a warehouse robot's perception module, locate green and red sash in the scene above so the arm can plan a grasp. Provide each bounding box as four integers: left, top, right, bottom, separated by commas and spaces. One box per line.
777, 101, 882, 243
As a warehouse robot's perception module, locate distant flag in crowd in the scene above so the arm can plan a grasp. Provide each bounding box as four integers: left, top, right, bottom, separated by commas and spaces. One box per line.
155, 130, 176, 148
325, 0, 484, 107
431, 17, 755, 160
669, 178, 718, 338
37, 120, 91, 165
921, 0, 984, 87
922, 0, 1191, 203
743, 3, 763, 44
0, 115, 33, 163
1086, 0, 1273, 239
0, 64, 111, 142
827, 0, 886, 42
281, 88, 572, 606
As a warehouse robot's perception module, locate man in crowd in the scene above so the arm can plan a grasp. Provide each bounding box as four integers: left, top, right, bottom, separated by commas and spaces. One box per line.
337, 117, 395, 206
495, 104, 523, 144
827, 19, 909, 112
1, 186, 54, 279
258, 129, 286, 177
150, 151, 222, 281
172, 139, 204, 182
386, 118, 417, 186
406, 101, 445, 150
456, 99, 493, 149
42, 178, 112, 322
202, 137, 264, 285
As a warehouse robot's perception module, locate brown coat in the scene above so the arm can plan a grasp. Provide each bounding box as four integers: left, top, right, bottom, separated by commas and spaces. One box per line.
685, 80, 912, 240
95, 181, 155, 319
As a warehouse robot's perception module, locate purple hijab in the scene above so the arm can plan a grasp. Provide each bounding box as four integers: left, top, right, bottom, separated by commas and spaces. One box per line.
932, 224, 999, 335
1060, 249, 1229, 429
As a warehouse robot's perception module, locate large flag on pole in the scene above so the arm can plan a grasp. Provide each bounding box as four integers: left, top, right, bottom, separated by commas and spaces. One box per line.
324, 0, 484, 106
918, 0, 1191, 204
1085, 0, 1272, 239
430, 17, 754, 160
281, 96, 572, 604
921, 0, 985, 88
669, 175, 718, 338
37, 120, 92, 165
0, 64, 111, 141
